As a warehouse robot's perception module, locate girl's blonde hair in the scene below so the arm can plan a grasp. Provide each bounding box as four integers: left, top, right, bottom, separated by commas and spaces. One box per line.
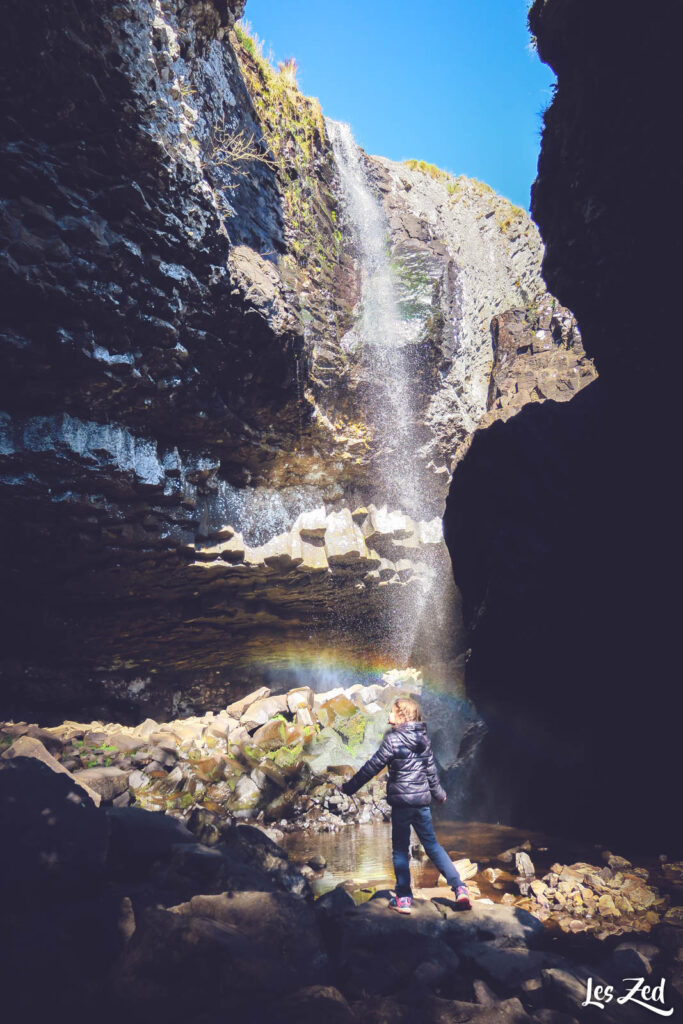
391, 697, 423, 723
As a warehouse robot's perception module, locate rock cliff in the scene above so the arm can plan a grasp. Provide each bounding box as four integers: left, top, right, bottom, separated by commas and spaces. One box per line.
1, 0, 592, 720
445, 0, 679, 850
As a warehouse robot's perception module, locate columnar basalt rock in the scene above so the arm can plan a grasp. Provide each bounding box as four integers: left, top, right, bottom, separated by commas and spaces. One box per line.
1, 0, 593, 719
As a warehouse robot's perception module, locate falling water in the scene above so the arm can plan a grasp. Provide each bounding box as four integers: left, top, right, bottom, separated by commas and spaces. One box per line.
325, 119, 451, 670
326, 119, 424, 514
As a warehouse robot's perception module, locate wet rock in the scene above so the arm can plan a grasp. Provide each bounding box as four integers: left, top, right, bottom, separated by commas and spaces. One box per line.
296, 707, 316, 728
516, 852, 535, 878
146, 745, 177, 767
105, 732, 144, 753
483, 867, 503, 883
314, 884, 356, 917
305, 726, 348, 774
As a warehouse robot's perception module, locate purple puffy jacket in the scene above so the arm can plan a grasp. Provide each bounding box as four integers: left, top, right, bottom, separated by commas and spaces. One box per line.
341, 721, 446, 806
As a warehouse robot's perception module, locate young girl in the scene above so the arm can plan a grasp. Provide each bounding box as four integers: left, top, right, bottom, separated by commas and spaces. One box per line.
341, 697, 472, 914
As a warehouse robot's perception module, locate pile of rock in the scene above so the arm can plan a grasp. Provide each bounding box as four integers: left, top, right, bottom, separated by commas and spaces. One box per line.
483, 842, 672, 939
0, 673, 420, 833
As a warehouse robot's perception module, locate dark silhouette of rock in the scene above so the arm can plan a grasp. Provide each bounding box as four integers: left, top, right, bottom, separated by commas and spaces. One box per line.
444, 1, 681, 852
0, 758, 108, 904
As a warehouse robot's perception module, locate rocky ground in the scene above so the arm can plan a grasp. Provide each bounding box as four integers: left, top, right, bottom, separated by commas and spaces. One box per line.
2, 676, 682, 1021
1, 750, 681, 1024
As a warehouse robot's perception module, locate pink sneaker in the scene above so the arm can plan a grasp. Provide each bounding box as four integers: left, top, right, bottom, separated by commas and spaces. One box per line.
390, 896, 412, 915
454, 884, 472, 909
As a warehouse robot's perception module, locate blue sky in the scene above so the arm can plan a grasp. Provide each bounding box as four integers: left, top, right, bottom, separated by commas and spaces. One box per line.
241, 0, 555, 211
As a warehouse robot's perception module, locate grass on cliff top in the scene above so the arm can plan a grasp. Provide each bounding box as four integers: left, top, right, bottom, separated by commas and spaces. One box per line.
403, 158, 451, 182
403, 160, 470, 199
403, 159, 529, 234
232, 21, 341, 287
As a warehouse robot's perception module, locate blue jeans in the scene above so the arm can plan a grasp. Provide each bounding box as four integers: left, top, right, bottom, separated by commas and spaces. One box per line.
391, 805, 463, 898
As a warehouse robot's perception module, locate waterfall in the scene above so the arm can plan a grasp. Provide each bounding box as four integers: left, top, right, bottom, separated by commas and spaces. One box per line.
325, 119, 453, 668
326, 118, 423, 515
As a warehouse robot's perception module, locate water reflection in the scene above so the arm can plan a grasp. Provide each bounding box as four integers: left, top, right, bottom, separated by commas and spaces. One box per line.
281, 818, 550, 896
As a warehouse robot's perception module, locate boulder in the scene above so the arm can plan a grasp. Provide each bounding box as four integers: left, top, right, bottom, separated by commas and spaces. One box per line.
241, 695, 289, 730
436, 899, 545, 949
317, 694, 358, 727
251, 718, 288, 750
105, 805, 195, 866
226, 686, 271, 719
112, 905, 291, 1017
473, 979, 501, 1006
104, 731, 145, 753
295, 706, 316, 727
339, 947, 401, 998
134, 718, 159, 739
313, 688, 345, 705
304, 727, 348, 774
0, 759, 109, 904
601, 944, 654, 980
297, 539, 330, 572
258, 529, 304, 571
170, 891, 327, 980
231, 774, 262, 813
151, 842, 280, 900
2, 735, 101, 806
314, 884, 356, 918
461, 942, 567, 995
286, 686, 314, 712
72, 766, 130, 802
516, 851, 535, 877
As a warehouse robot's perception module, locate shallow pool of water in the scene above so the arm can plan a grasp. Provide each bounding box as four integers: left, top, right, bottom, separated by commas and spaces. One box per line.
281, 818, 558, 896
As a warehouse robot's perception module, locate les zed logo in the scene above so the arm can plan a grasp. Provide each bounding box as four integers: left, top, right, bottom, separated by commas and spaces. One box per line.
583, 977, 673, 1016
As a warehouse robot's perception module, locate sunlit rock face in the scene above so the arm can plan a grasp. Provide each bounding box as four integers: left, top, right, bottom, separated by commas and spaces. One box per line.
445, 0, 679, 850
0, 0, 591, 719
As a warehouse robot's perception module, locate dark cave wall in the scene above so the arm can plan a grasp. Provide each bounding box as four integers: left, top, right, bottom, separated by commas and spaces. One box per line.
444, 0, 680, 851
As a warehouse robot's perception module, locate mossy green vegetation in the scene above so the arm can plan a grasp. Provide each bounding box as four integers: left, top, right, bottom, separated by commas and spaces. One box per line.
232, 21, 340, 284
